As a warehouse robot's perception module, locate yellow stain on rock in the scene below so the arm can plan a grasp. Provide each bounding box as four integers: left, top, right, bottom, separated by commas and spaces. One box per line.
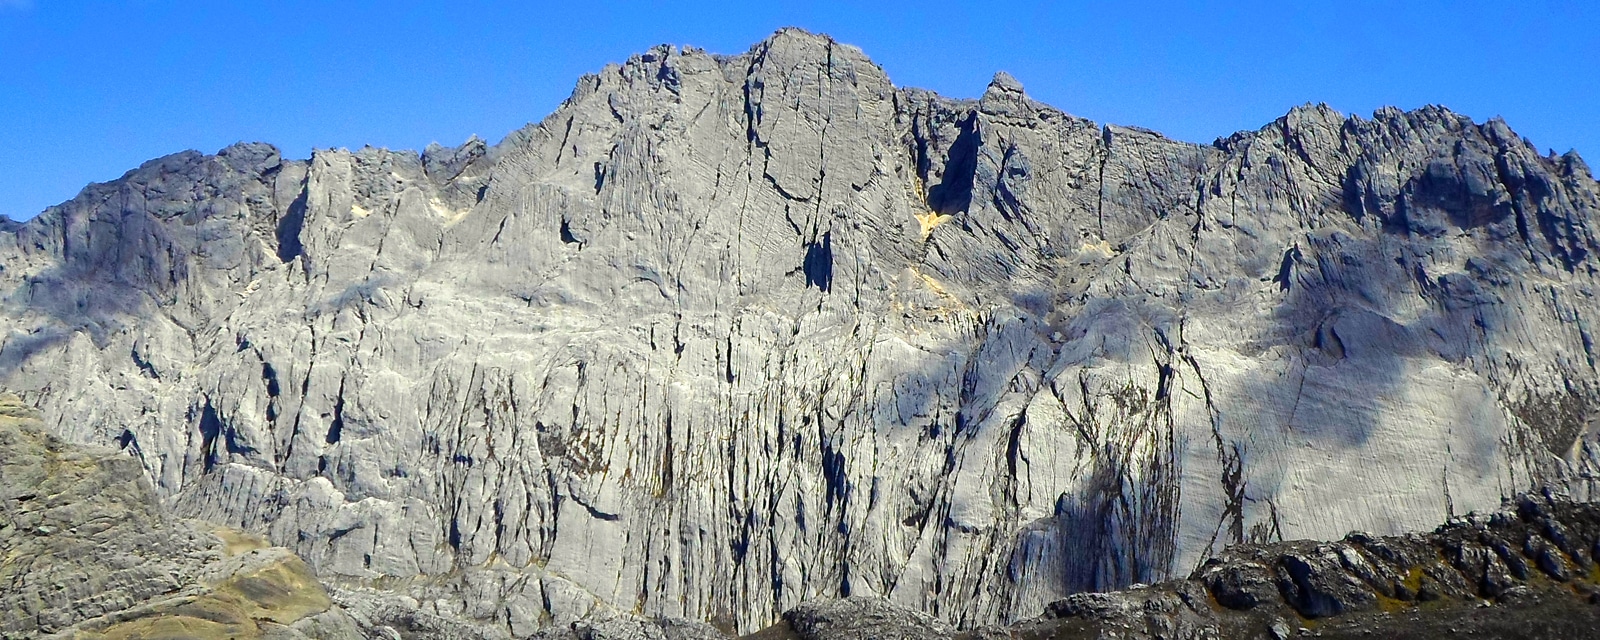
213, 527, 270, 557
907, 173, 955, 240
914, 211, 952, 239
430, 198, 473, 226
915, 269, 958, 304
1079, 239, 1116, 260
211, 553, 333, 625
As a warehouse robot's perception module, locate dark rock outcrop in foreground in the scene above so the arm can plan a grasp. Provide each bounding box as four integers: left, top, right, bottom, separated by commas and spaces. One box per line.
753, 492, 1600, 639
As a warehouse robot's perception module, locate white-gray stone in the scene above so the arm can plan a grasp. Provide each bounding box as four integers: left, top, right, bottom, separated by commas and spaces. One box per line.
2, 27, 1598, 636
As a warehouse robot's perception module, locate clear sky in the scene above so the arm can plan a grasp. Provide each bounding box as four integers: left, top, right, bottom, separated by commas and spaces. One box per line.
1, 1, 1595, 221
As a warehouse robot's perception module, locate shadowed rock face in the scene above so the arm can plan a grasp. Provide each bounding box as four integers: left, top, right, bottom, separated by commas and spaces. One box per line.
1, 27, 1599, 636
1087, 493, 1600, 639
754, 493, 1600, 640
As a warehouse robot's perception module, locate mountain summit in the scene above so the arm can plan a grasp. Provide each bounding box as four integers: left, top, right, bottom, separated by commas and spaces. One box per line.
2, 28, 1598, 635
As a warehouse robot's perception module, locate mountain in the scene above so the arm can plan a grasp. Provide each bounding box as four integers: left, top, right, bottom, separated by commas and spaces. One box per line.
2, 27, 1598, 636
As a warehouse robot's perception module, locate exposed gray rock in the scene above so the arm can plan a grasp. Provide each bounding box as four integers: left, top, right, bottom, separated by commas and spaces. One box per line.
743, 496, 1600, 640
1012, 493, 1600, 640
0, 392, 700, 640
781, 597, 953, 640
2, 27, 1599, 636
0, 393, 359, 639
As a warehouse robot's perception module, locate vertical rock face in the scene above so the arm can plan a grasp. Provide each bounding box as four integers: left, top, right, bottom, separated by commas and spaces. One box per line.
2, 28, 1599, 635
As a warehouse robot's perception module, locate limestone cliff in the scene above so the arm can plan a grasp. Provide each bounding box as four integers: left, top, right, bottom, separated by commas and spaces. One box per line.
2, 28, 1599, 635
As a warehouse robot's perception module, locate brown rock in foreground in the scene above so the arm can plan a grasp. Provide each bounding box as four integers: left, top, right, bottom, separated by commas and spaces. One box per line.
0, 394, 363, 639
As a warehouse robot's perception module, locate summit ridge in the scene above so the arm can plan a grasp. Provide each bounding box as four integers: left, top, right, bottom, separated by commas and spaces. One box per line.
1, 29, 1598, 637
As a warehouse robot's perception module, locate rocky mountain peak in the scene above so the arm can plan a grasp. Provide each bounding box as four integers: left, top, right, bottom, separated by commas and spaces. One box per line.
1, 31, 1598, 638
986, 70, 1025, 95
978, 71, 1032, 118
1565, 149, 1595, 180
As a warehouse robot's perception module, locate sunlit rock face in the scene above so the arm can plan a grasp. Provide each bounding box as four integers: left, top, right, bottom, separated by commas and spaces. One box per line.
2, 27, 1599, 635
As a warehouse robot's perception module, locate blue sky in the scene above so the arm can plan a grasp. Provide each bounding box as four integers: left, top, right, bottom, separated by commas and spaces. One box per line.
1, 1, 1595, 220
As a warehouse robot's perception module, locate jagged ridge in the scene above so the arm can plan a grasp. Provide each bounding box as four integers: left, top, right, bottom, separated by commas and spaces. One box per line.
1, 27, 1599, 636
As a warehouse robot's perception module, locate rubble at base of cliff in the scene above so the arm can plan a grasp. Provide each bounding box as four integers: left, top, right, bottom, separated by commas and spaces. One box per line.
753, 491, 1600, 640
1044, 492, 1600, 639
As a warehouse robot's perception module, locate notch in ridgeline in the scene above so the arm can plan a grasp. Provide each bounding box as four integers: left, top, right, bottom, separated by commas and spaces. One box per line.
925, 112, 979, 216
804, 232, 833, 292
276, 188, 308, 263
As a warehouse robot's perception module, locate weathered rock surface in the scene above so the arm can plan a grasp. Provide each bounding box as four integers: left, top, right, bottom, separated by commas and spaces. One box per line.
764, 596, 956, 640
1, 393, 710, 639
753, 493, 1600, 639
2, 27, 1600, 636
1041, 492, 1600, 639
0, 394, 363, 639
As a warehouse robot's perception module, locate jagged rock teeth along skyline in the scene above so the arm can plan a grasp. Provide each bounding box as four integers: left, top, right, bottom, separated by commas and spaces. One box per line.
2, 27, 1599, 636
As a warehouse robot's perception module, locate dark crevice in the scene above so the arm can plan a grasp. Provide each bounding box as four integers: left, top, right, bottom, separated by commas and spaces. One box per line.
262, 362, 281, 398
803, 231, 833, 292
1274, 246, 1302, 291
130, 348, 159, 379
560, 218, 581, 245
927, 112, 980, 216
570, 493, 622, 521
276, 185, 308, 263
327, 525, 358, 542
325, 382, 346, 445
197, 399, 223, 472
